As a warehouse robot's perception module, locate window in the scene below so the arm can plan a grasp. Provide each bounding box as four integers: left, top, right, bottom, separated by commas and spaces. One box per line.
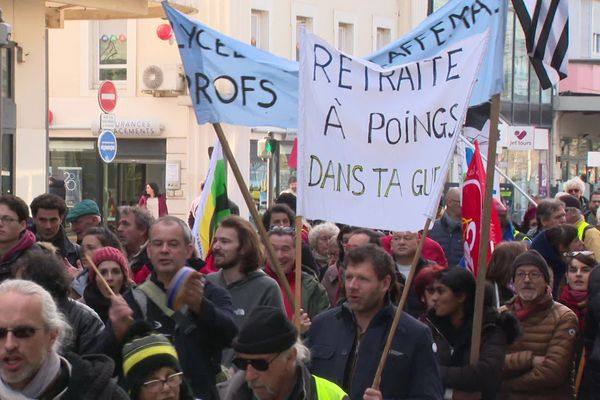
376, 27, 391, 50
251, 10, 269, 50
338, 23, 354, 54
593, 33, 600, 54
296, 16, 313, 60
97, 20, 128, 82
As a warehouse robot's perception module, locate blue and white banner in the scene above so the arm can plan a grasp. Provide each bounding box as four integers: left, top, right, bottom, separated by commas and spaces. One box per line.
163, 2, 299, 128
165, 0, 505, 128
366, 0, 507, 106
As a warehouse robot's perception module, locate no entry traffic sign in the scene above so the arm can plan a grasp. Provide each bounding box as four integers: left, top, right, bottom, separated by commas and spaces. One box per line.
98, 81, 117, 113
98, 130, 117, 163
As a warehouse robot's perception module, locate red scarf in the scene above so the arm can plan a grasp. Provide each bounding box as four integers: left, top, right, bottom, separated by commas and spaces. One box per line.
265, 265, 298, 320
559, 286, 588, 331
512, 288, 554, 321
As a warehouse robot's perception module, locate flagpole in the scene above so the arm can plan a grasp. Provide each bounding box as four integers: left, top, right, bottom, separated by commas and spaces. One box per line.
372, 218, 432, 390
211, 123, 295, 308
469, 93, 500, 364
294, 216, 303, 331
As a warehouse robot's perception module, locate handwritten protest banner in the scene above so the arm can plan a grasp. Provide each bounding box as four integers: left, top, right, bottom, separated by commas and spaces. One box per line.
163, 2, 299, 128
366, 0, 506, 106
297, 30, 489, 232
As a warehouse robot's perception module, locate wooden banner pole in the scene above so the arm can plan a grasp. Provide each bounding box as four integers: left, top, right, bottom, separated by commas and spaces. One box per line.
211, 123, 295, 307
294, 216, 303, 331
372, 218, 432, 389
469, 93, 501, 364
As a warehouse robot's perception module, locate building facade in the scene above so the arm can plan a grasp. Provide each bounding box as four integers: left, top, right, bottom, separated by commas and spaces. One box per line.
48, 0, 425, 220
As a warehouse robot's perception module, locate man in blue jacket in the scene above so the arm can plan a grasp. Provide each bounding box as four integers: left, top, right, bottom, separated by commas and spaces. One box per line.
307, 244, 442, 400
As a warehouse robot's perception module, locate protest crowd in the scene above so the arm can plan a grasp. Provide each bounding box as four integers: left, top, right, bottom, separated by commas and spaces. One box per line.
0, 176, 597, 400
0, 1, 578, 399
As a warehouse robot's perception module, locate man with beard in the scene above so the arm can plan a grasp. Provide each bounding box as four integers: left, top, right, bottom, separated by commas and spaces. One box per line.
29, 193, 80, 266
206, 215, 284, 328
501, 250, 578, 399
307, 244, 442, 400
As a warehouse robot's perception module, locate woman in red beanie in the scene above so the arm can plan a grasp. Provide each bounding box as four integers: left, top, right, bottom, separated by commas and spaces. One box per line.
83, 246, 131, 322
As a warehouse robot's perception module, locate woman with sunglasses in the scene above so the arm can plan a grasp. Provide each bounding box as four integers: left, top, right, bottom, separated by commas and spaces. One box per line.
424, 268, 520, 399
122, 321, 194, 400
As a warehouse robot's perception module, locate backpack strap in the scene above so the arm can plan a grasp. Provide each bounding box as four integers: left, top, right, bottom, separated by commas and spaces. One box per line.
136, 280, 197, 334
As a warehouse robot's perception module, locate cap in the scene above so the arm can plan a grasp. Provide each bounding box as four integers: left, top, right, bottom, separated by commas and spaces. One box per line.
66, 199, 100, 222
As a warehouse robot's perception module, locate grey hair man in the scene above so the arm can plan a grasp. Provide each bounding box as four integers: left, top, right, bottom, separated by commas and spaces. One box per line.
0, 279, 127, 399
529, 199, 566, 238
225, 306, 348, 400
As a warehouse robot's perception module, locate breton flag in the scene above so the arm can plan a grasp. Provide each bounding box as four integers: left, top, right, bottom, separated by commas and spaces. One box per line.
192, 140, 231, 258
512, 0, 569, 89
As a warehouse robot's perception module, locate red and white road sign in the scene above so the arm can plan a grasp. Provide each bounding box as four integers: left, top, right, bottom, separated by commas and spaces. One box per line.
98, 81, 117, 113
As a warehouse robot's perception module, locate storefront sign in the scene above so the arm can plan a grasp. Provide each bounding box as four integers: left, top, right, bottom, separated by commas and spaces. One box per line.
91, 119, 164, 137
507, 126, 534, 150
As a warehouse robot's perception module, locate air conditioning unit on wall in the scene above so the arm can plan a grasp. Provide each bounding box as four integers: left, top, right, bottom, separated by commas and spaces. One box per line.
141, 64, 186, 96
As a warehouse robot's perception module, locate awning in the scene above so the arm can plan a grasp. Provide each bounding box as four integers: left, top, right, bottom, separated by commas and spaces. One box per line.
46, 0, 197, 28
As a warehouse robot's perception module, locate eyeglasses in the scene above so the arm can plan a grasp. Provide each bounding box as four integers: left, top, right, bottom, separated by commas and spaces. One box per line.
0, 216, 18, 225
567, 189, 580, 194
232, 353, 281, 371
0, 326, 39, 339
515, 271, 543, 280
142, 372, 183, 392
564, 251, 595, 257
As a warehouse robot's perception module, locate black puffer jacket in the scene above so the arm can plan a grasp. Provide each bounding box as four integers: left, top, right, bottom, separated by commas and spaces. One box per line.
580, 268, 600, 399
425, 310, 521, 399
58, 297, 104, 355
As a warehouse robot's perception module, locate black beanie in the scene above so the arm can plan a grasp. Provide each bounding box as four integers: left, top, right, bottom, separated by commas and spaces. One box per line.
232, 306, 297, 354
512, 249, 551, 283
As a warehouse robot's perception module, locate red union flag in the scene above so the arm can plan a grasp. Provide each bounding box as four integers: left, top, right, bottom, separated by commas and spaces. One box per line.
462, 141, 502, 276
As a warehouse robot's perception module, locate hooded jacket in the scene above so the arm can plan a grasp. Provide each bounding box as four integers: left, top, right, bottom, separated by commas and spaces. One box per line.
206, 269, 285, 327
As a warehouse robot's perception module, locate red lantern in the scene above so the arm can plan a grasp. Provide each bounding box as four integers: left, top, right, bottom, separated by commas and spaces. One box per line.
156, 23, 173, 41
48, 110, 53, 125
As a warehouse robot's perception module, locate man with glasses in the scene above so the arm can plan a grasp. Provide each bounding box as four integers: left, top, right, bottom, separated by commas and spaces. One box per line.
501, 250, 578, 399
0, 279, 127, 398
0, 195, 41, 282
225, 306, 348, 400
559, 194, 600, 262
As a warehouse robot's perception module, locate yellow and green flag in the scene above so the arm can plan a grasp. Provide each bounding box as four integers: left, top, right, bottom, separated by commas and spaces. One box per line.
192, 140, 231, 258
